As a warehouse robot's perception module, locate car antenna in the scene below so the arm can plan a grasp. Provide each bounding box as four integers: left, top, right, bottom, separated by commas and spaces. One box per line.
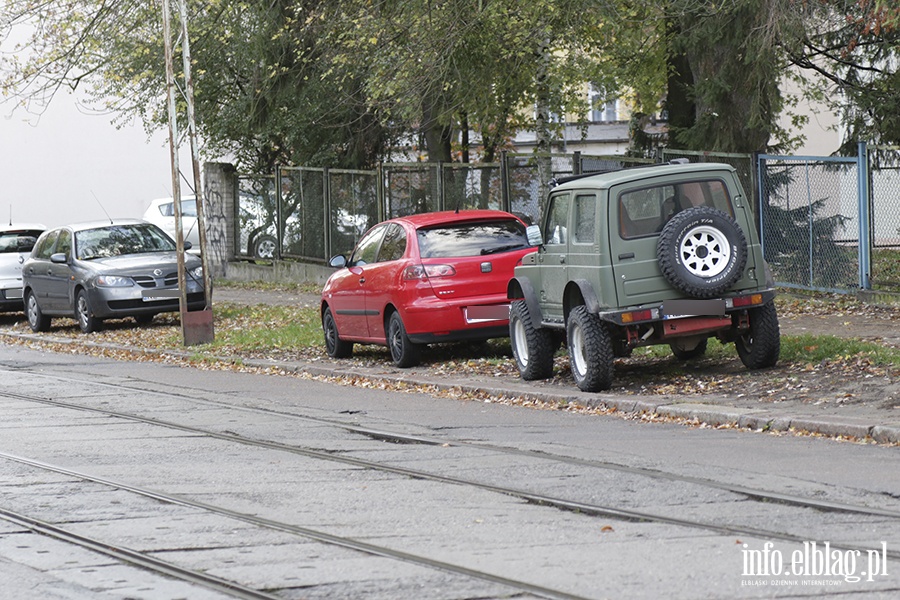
8, 205, 12, 226
91, 191, 114, 224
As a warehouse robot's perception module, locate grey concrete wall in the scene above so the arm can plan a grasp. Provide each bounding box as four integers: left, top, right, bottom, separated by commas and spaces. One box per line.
203, 162, 237, 277
224, 260, 333, 286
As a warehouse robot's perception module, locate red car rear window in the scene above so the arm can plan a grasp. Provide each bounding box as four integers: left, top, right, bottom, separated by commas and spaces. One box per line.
417, 219, 529, 259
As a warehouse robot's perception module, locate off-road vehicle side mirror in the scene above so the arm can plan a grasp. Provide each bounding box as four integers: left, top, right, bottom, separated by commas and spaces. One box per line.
525, 224, 543, 247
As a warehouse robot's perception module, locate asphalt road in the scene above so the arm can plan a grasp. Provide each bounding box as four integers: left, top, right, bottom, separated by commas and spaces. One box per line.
1, 344, 899, 599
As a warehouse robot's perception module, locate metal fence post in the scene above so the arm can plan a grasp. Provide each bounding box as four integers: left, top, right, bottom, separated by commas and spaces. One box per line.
857, 141, 871, 290
500, 151, 510, 213
274, 165, 283, 261
377, 162, 385, 223
756, 154, 767, 260
323, 167, 332, 260
437, 161, 444, 212
750, 151, 760, 226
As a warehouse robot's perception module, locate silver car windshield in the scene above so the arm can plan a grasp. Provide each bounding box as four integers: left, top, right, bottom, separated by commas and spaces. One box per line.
76, 224, 176, 260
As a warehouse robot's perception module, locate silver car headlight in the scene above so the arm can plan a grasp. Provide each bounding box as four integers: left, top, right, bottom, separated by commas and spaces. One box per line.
95, 275, 134, 287
189, 266, 203, 280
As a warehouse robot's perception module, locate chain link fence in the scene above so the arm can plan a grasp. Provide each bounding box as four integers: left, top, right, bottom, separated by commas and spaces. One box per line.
506, 153, 573, 225
235, 174, 277, 260
236, 153, 742, 262
279, 167, 327, 260
231, 148, 890, 294
328, 168, 379, 258
758, 156, 861, 292
441, 162, 504, 212
869, 146, 900, 291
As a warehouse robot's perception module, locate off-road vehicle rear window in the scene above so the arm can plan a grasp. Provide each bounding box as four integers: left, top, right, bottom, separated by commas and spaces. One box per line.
619, 179, 733, 239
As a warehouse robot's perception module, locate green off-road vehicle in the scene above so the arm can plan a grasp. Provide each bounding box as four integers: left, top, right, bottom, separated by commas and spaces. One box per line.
507, 161, 780, 392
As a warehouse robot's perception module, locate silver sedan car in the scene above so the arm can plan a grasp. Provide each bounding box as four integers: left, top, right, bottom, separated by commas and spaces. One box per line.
23, 220, 205, 333
0, 223, 44, 311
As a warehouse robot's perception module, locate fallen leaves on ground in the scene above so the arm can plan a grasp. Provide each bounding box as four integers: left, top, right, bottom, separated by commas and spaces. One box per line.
1, 295, 898, 412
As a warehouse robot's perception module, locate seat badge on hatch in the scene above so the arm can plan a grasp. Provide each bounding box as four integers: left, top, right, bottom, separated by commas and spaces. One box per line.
480, 262, 492, 273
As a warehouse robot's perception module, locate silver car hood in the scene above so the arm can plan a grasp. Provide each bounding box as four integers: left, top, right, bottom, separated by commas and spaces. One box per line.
80, 252, 200, 274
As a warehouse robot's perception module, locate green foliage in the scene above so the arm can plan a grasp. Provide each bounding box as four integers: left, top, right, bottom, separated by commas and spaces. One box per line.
781, 334, 900, 368
211, 303, 322, 350
666, 0, 801, 153
787, 0, 900, 151
4, 0, 900, 171
0, 0, 666, 171
872, 248, 900, 290
322, 0, 666, 162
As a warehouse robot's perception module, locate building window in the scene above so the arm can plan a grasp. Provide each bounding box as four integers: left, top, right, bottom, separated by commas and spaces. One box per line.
589, 85, 618, 122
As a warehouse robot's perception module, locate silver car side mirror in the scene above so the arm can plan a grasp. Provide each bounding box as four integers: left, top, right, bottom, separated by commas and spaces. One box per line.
525, 224, 543, 247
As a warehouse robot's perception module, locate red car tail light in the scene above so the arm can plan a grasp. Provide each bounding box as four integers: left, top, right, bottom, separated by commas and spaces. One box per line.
403, 264, 457, 280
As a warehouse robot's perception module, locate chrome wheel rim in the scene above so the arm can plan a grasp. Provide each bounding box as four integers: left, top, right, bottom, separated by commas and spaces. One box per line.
570, 324, 587, 378
77, 295, 90, 329
389, 319, 402, 361
324, 313, 337, 353
679, 225, 731, 278
26, 295, 38, 327
512, 317, 529, 367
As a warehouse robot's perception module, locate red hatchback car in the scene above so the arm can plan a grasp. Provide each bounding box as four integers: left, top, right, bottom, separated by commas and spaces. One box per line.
321, 210, 535, 367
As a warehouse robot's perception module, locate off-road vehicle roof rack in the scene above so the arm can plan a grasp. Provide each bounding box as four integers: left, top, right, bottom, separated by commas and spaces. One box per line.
548, 158, 692, 188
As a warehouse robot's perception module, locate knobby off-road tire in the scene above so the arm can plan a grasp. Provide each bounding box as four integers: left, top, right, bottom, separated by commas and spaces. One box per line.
657, 206, 747, 299
736, 302, 780, 369
566, 305, 614, 392
388, 311, 420, 368
322, 306, 353, 359
75, 289, 101, 334
509, 300, 555, 380
25, 290, 50, 332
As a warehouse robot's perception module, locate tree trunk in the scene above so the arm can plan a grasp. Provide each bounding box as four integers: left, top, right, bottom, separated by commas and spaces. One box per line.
422, 93, 453, 163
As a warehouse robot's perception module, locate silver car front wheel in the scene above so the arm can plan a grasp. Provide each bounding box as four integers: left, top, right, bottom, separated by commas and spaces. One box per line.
75, 289, 101, 334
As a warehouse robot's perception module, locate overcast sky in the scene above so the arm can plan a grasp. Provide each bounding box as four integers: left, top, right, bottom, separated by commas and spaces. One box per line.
0, 91, 194, 229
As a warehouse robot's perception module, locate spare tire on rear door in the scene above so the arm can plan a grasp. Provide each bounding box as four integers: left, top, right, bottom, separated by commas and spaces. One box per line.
657, 206, 747, 299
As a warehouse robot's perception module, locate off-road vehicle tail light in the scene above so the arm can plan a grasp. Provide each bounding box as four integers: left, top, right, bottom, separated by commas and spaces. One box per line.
727, 293, 763, 308
621, 309, 656, 323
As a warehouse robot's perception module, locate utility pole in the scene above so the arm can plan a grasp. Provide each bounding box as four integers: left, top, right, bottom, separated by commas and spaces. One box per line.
161, 0, 214, 345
